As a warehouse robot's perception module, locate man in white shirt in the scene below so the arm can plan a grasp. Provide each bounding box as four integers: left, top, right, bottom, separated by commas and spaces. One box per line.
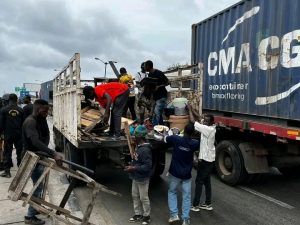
188, 105, 216, 211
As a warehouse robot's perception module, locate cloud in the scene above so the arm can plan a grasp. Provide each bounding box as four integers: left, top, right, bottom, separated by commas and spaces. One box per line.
0, 0, 240, 94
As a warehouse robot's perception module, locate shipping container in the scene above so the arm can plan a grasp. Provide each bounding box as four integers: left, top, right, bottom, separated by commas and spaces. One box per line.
192, 0, 300, 122
191, 0, 300, 185
40, 80, 53, 105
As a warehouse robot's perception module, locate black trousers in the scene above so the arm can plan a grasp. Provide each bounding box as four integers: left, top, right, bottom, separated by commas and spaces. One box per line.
193, 160, 214, 206
3, 135, 23, 171
110, 90, 130, 136
123, 96, 137, 120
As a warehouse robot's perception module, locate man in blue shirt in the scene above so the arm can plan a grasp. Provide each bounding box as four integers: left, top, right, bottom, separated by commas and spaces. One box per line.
164, 123, 200, 225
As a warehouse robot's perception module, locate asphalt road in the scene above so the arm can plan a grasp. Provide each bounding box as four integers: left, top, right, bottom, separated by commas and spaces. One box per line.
73, 153, 300, 225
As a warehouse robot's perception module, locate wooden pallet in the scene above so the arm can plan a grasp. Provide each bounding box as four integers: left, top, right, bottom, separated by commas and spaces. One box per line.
8, 151, 121, 225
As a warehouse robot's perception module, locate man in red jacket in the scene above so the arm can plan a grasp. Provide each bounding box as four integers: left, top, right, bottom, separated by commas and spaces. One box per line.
83, 82, 129, 140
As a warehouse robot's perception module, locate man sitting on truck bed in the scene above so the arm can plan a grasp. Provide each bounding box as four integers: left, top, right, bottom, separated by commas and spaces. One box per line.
83, 83, 129, 140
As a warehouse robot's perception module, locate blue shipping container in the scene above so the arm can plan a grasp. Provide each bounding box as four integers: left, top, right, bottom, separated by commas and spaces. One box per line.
40, 80, 53, 104
191, 0, 300, 121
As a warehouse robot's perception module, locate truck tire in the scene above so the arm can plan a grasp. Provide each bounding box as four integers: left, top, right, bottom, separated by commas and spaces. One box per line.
151, 151, 166, 179
215, 140, 247, 186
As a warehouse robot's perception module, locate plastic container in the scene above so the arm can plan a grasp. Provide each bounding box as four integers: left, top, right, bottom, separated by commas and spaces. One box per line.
174, 107, 188, 116
172, 98, 188, 108
169, 115, 190, 131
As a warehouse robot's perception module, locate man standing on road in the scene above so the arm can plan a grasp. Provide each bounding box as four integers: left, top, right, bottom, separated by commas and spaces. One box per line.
22, 99, 62, 225
188, 105, 216, 212
144, 60, 169, 126
164, 123, 200, 225
83, 83, 129, 140
0, 94, 24, 178
125, 125, 152, 225
23, 95, 33, 119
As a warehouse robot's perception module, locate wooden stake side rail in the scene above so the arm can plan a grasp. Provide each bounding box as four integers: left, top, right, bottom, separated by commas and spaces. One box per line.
8, 151, 121, 225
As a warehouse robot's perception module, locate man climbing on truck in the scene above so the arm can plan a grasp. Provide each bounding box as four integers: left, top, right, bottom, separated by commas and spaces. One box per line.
83, 82, 129, 140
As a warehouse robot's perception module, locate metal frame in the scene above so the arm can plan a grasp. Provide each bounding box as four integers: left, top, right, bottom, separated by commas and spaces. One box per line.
53, 53, 81, 147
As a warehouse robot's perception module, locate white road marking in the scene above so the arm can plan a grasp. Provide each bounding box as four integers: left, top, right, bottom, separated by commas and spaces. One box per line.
239, 186, 295, 209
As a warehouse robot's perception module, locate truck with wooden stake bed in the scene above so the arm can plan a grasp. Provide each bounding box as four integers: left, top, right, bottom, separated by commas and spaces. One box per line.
188, 0, 300, 185
52, 53, 167, 179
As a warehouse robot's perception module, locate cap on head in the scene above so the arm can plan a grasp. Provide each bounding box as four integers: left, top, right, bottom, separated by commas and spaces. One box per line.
134, 125, 148, 138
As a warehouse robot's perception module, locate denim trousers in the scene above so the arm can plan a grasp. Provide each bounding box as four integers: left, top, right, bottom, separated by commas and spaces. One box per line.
27, 164, 45, 217
193, 160, 214, 206
152, 98, 167, 126
132, 179, 151, 217
168, 174, 191, 221
110, 90, 130, 136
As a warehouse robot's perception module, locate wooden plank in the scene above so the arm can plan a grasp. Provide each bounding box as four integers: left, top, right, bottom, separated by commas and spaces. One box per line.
23, 161, 55, 207
82, 187, 100, 225
21, 194, 70, 215
81, 118, 94, 127
9, 152, 40, 201
123, 121, 135, 159
81, 106, 91, 114
83, 112, 101, 120
84, 119, 102, 132
81, 115, 97, 122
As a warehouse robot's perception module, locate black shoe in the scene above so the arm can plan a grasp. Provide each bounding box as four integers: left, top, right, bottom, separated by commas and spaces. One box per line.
0, 163, 4, 171
24, 216, 45, 225
141, 216, 151, 225
0, 171, 11, 178
128, 215, 143, 222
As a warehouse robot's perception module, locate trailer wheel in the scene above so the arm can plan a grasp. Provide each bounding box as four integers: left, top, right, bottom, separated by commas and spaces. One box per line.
215, 140, 247, 186
151, 151, 166, 179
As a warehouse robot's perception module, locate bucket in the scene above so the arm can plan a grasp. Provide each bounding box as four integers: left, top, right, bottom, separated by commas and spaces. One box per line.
169, 115, 189, 131
174, 107, 188, 116
172, 98, 188, 108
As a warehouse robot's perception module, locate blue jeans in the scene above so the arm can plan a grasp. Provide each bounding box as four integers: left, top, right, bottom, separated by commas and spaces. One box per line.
168, 174, 191, 221
152, 98, 167, 126
27, 164, 44, 217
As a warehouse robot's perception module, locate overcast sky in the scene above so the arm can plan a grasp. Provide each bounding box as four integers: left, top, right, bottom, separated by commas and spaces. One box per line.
0, 0, 239, 94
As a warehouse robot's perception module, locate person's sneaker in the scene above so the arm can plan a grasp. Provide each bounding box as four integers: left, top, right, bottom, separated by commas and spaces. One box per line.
190, 206, 200, 212
199, 204, 213, 211
128, 215, 143, 222
24, 216, 45, 225
111, 135, 121, 141
168, 215, 180, 224
141, 215, 151, 225
182, 219, 190, 225
0, 171, 11, 178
